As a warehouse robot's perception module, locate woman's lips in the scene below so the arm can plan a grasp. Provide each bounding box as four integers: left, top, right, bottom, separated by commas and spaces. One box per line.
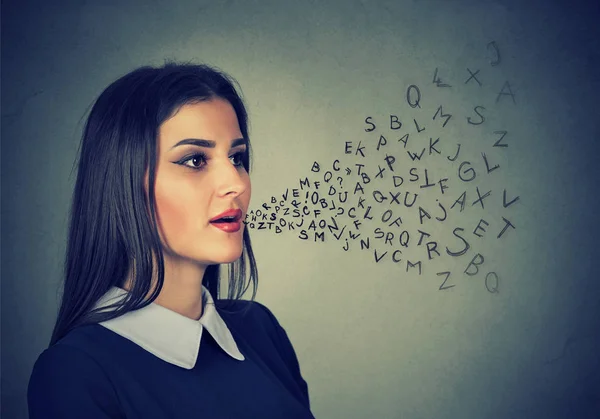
210, 208, 242, 222
210, 220, 241, 233
209, 208, 243, 232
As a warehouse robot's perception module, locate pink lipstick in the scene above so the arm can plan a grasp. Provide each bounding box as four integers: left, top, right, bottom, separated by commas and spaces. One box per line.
210, 209, 242, 233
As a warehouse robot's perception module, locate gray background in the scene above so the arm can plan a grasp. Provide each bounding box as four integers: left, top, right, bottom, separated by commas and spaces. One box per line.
2, 0, 599, 418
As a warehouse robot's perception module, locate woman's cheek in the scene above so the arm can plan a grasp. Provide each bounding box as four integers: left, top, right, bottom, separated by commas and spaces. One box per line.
154, 184, 191, 248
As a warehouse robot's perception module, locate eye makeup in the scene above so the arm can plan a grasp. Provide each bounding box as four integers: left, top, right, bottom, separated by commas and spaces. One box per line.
176, 150, 246, 171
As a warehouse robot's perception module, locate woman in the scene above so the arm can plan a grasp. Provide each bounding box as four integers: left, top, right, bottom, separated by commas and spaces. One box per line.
27, 62, 315, 418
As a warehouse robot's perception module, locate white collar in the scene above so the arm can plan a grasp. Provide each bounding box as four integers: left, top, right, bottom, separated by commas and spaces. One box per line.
93, 285, 245, 369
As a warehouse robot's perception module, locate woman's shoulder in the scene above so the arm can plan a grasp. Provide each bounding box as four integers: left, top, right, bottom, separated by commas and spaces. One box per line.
29, 324, 112, 383
30, 339, 99, 379
29, 324, 118, 390
28, 328, 123, 418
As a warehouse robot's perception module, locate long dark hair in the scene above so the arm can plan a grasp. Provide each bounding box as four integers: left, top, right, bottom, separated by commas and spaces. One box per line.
49, 62, 258, 347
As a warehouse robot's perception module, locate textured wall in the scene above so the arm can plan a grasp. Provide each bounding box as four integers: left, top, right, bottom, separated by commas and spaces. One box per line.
2, 1, 599, 418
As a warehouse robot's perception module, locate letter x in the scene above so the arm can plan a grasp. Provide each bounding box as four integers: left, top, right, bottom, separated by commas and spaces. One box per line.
465, 68, 481, 86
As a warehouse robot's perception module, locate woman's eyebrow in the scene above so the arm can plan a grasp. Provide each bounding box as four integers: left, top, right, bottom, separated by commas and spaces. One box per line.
170, 138, 246, 149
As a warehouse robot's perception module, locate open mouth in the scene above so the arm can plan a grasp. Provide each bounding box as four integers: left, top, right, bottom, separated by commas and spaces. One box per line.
209, 211, 242, 233
209, 209, 243, 224
210, 216, 239, 223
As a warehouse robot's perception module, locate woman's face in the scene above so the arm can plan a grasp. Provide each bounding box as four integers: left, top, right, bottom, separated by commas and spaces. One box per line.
147, 97, 251, 266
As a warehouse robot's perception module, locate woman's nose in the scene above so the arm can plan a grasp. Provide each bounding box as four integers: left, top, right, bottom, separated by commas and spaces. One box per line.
215, 161, 247, 197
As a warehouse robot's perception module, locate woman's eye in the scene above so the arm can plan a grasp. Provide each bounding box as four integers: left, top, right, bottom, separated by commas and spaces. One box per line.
230, 152, 244, 167
179, 151, 243, 170
182, 153, 207, 169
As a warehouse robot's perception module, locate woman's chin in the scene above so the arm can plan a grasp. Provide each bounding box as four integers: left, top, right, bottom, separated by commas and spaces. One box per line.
209, 249, 244, 265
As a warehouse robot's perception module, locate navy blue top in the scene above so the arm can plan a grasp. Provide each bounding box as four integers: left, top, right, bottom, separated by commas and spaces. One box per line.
28, 296, 315, 418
